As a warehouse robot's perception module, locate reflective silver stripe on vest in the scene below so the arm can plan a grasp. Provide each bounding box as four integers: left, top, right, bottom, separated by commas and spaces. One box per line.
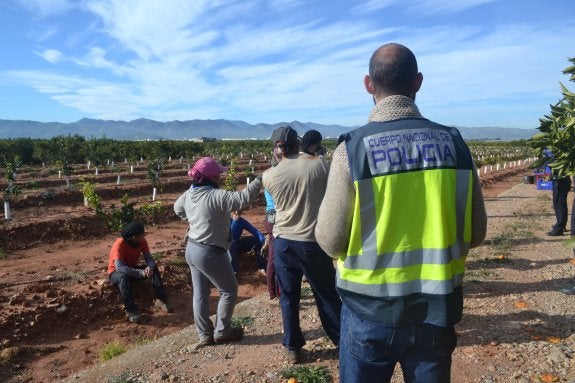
336, 269, 464, 297
343, 242, 470, 270
455, 169, 471, 245
357, 178, 378, 257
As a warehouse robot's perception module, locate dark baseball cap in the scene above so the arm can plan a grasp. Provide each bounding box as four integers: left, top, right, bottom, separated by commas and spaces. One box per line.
271, 126, 298, 144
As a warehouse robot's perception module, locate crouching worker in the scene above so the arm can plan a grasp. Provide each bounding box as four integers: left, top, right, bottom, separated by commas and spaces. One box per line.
108, 222, 172, 323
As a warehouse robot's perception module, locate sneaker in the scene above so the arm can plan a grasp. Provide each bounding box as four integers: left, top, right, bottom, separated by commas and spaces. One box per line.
154, 299, 173, 313
287, 349, 301, 364
214, 327, 244, 344
127, 312, 142, 323
198, 336, 215, 347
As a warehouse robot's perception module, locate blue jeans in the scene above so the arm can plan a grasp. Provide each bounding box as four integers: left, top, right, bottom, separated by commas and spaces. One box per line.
339, 303, 457, 383
274, 237, 341, 350
229, 235, 266, 272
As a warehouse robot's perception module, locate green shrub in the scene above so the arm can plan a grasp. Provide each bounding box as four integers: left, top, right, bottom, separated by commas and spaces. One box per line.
279, 366, 332, 383
231, 316, 254, 328
223, 162, 237, 192
97, 194, 135, 232
137, 201, 165, 223
79, 178, 101, 209
99, 340, 127, 361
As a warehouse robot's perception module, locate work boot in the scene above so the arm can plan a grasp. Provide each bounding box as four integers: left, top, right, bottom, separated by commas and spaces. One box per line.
287, 349, 301, 364
214, 327, 244, 344
154, 299, 173, 313
198, 335, 215, 347
127, 311, 142, 323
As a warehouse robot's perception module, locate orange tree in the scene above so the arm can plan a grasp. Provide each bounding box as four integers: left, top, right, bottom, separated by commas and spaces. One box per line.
530, 57, 575, 177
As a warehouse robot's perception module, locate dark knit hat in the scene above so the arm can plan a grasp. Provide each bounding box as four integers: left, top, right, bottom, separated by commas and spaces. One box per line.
301, 130, 322, 151
121, 222, 145, 240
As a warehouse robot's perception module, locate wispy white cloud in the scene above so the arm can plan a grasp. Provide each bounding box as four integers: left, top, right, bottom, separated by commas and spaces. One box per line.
5, 70, 95, 93
2, 0, 574, 127
33, 48, 64, 63
353, 0, 499, 15
413, 0, 500, 15
352, 0, 399, 14
73, 47, 126, 75
53, 85, 143, 120
18, 0, 76, 18
85, 0, 219, 61
412, 23, 575, 128
26, 24, 59, 42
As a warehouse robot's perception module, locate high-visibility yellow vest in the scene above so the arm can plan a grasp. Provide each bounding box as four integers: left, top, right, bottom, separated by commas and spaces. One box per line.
338, 119, 474, 326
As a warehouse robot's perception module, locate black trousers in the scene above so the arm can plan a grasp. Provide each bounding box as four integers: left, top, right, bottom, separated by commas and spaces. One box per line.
551, 177, 571, 231
109, 266, 167, 313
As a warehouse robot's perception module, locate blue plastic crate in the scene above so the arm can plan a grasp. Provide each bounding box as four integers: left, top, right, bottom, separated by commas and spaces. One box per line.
537, 179, 553, 190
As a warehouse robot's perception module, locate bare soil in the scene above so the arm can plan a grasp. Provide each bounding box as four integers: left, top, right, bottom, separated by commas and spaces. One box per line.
0, 214, 270, 383
4, 164, 571, 383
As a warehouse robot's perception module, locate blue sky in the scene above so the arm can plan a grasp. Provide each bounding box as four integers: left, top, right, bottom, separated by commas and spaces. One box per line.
0, 0, 573, 129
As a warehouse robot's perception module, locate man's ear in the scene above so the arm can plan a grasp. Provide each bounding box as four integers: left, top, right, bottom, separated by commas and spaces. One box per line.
364, 75, 375, 94
413, 72, 423, 93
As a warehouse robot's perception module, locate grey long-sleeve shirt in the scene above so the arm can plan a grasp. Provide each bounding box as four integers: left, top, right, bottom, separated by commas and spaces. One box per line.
174, 178, 262, 250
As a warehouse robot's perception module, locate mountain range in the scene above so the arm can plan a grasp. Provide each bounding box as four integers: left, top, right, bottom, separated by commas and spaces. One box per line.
0, 118, 537, 141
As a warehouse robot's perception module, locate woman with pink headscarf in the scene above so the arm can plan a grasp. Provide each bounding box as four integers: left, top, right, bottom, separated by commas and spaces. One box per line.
174, 157, 262, 346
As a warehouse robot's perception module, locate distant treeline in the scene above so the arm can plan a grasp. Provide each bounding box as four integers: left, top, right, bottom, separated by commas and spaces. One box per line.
0, 134, 530, 168
0, 135, 341, 167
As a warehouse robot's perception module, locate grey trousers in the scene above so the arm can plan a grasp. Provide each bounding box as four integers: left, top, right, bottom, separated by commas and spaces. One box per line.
185, 239, 238, 342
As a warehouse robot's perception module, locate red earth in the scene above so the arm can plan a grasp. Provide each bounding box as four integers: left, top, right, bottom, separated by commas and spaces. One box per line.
0, 162, 529, 382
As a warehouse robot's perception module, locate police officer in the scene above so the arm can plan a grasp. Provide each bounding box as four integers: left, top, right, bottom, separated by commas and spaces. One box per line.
316, 43, 487, 383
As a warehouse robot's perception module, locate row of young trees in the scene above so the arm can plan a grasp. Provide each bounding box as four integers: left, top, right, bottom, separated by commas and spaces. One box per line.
0, 135, 280, 167
1, 135, 536, 169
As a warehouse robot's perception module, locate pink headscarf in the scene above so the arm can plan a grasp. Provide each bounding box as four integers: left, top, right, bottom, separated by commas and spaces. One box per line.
188, 157, 228, 183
